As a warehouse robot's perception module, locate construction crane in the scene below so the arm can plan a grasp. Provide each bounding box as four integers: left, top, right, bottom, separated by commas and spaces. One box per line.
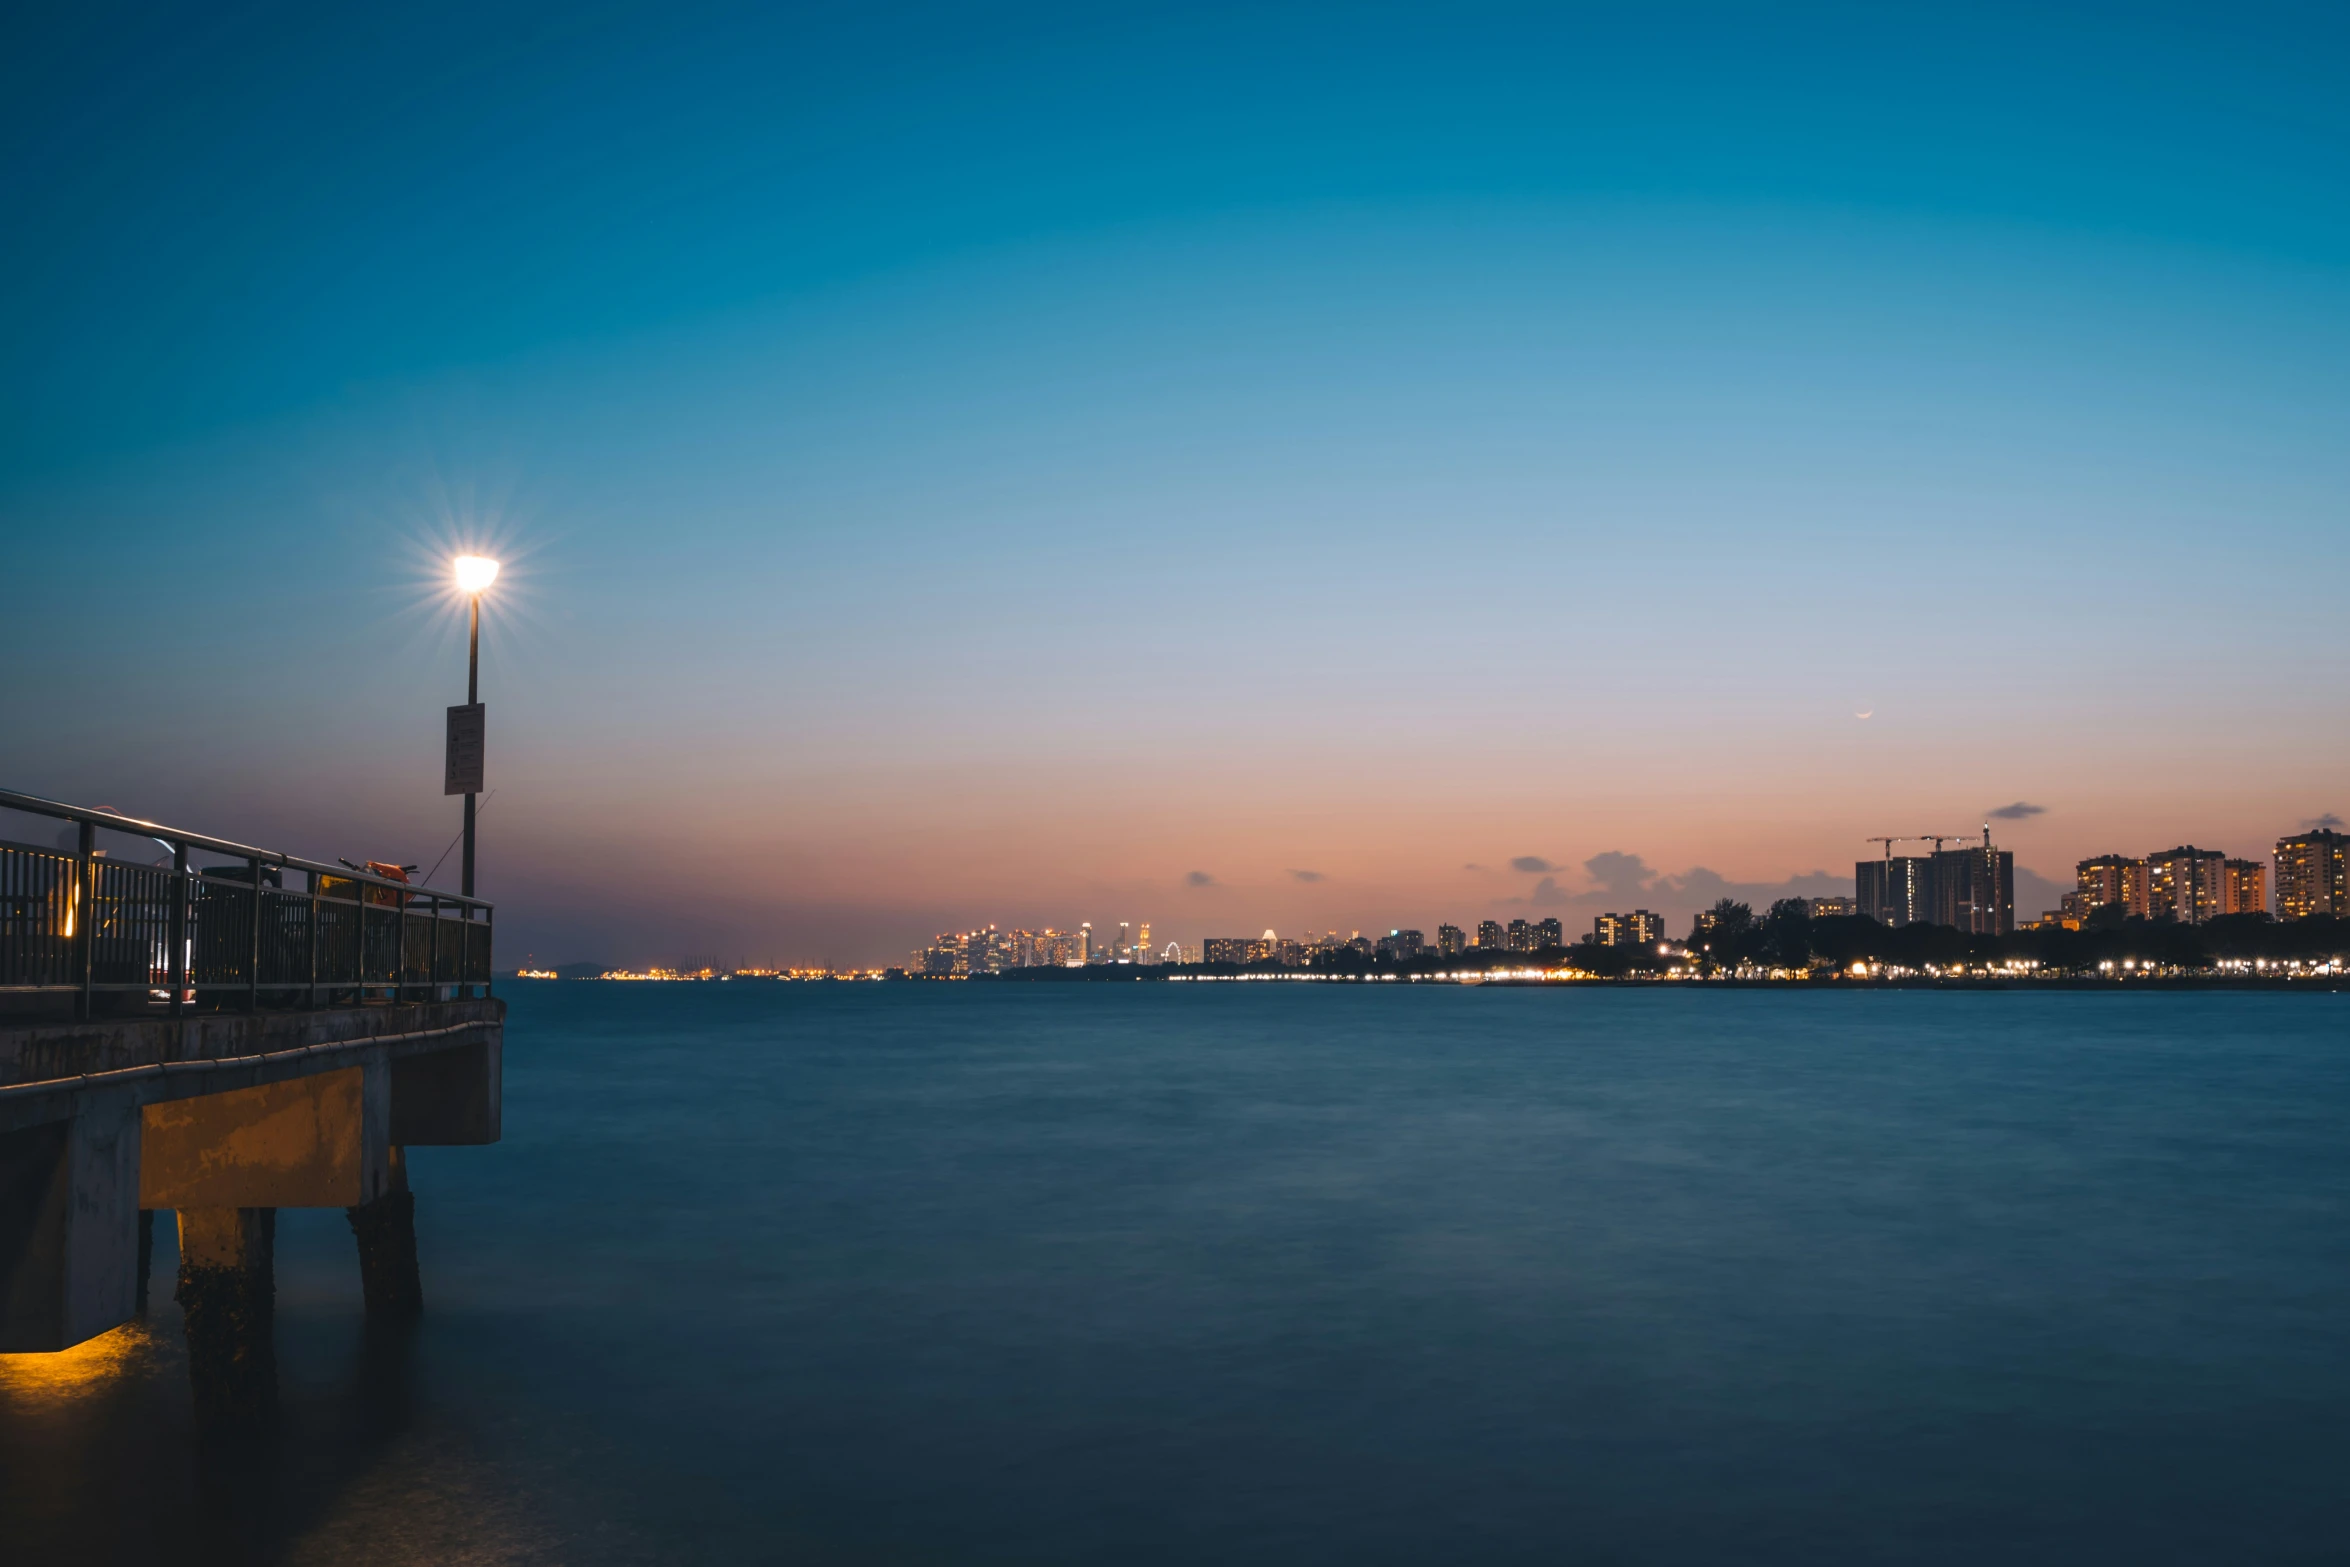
1922, 832, 1989, 854
1871, 833, 1987, 859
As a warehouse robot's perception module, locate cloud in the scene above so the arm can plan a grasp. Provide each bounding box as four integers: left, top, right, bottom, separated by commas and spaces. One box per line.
1472, 846, 2076, 934
1495, 850, 1845, 918
1288, 869, 1324, 883
1986, 801, 2047, 820
1184, 870, 1216, 888
2306, 813, 2345, 831
1659, 866, 1849, 910
1509, 855, 1555, 874
1462, 863, 1485, 872
1582, 851, 1654, 898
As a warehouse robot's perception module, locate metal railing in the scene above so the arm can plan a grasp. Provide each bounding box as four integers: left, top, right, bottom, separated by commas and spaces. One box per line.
0, 788, 492, 1018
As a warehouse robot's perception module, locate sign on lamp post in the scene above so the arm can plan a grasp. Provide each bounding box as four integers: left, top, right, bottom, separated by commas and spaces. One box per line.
445, 703, 485, 797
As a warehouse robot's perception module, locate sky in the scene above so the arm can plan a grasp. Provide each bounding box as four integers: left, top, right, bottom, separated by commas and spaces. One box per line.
2, 1, 2346, 965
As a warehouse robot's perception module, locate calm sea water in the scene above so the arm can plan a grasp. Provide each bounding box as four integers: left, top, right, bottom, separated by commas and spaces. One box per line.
4, 984, 2347, 1564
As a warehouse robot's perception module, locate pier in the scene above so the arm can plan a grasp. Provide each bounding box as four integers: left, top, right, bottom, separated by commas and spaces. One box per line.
0, 790, 500, 1419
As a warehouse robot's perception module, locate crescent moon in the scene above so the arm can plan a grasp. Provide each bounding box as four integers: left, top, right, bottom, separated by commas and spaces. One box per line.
1854, 709, 1874, 719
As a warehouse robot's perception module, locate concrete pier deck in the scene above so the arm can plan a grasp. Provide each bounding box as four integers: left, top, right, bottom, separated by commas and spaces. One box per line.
1, 999, 502, 1353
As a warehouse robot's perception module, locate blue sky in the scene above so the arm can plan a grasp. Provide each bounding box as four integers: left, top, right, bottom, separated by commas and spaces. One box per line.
4, 2, 2345, 962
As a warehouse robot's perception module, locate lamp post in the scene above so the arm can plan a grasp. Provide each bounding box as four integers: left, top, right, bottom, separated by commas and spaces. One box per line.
451, 555, 499, 897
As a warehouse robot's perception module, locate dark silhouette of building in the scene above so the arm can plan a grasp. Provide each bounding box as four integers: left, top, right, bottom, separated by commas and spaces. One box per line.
1932, 833, 2015, 935
1378, 929, 1425, 959
1855, 855, 1934, 927
1856, 831, 2012, 934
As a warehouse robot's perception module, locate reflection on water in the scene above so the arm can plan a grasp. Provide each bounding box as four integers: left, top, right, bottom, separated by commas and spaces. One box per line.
0, 1232, 593, 1565
0, 1320, 165, 1407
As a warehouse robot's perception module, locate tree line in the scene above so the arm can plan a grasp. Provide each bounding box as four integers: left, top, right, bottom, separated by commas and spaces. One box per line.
1670, 898, 2349, 975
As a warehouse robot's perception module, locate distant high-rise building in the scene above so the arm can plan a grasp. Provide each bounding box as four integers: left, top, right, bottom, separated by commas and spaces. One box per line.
1534, 917, 1563, 948
1436, 924, 1467, 957
1592, 910, 1664, 947
2222, 860, 2266, 917
1378, 929, 1425, 959
1136, 923, 1152, 959
1505, 918, 1533, 952
1927, 834, 2014, 935
1476, 919, 1504, 949
916, 933, 976, 976
2075, 854, 2148, 920
1077, 923, 1094, 964
1203, 937, 1252, 964
2275, 829, 2350, 919
1859, 835, 2011, 933
1809, 896, 1857, 919
1856, 855, 1934, 927
2145, 846, 2227, 924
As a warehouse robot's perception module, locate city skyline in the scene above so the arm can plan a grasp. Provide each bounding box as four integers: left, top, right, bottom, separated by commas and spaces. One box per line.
874, 824, 2339, 982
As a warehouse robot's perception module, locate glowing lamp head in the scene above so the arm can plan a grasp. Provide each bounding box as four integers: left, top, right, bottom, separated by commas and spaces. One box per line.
454, 555, 501, 595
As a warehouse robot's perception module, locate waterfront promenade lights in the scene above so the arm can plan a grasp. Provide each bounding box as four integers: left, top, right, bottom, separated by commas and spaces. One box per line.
451, 555, 499, 897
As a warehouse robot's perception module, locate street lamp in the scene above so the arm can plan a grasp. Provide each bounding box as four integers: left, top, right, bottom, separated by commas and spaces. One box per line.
450, 555, 499, 897
454, 554, 500, 596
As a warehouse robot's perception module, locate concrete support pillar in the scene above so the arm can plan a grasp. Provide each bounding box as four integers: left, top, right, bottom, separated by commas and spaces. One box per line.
175, 1207, 277, 1426
136, 1209, 154, 1315
0, 1092, 142, 1351
346, 1145, 422, 1317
